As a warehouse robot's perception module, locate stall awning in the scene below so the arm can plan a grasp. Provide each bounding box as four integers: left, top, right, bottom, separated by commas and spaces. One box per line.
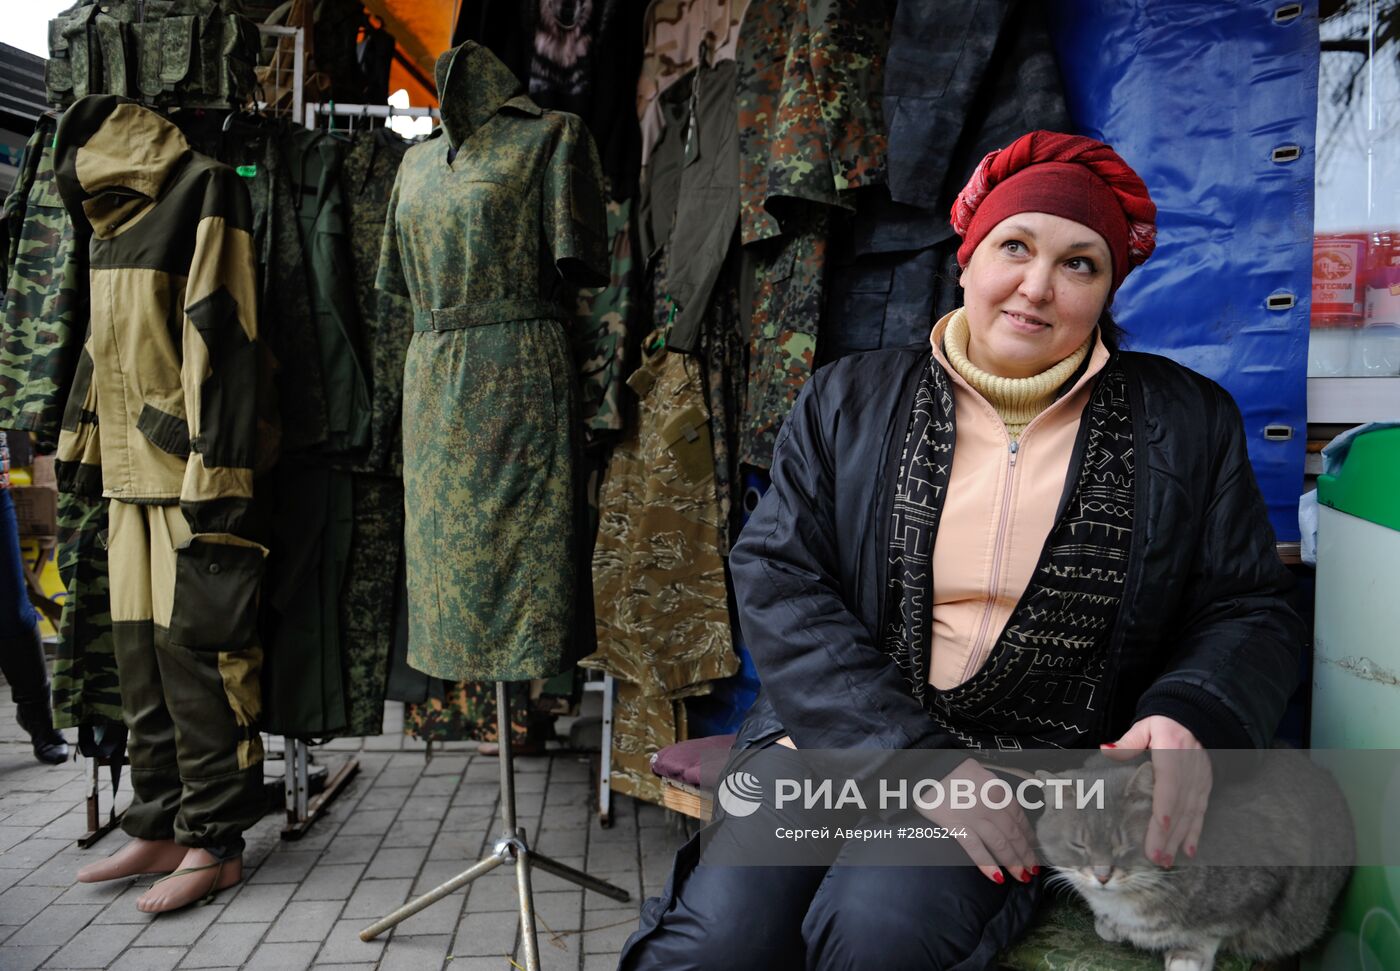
363, 0, 457, 106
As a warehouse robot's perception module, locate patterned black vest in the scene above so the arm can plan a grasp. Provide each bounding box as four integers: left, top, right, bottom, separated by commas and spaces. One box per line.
881, 355, 1135, 751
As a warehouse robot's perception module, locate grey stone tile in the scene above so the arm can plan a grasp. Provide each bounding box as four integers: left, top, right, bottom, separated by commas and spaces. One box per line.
366, 845, 427, 880
354, 786, 411, 812
89, 883, 157, 924
0, 884, 63, 924
583, 953, 622, 971
579, 906, 640, 954
0, 825, 40, 853
440, 805, 496, 833
107, 947, 185, 971
387, 886, 462, 937
427, 832, 485, 863
421, 755, 469, 777
0, 944, 58, 971
242, 940, 320, 971
178, 919, 269, 968
375, 767, 423, 789
451, 910, 519, 957
51, 877, 136, 906
337, 810, 396, 837
39, 920, 141, 968
463, 877, 520, 914
584, 841, 637, 873
410, 775, 459, 798
19, 850, 86, 888
0, 864, 27, 894
381, 818, 438, 849
452, 783, 499, 807
1, 801, 70, 829
530, 890, 583, 935
217, 882, 294, 923
396, 795, 451, 822
262, 899, 344, 943
340, 876, 411, 920
292, 863, 365, 902
132, 903, 222, 947
379, 932, 451, 971
246, 850, 319, 885
313, 918, 387, 965
0, 838, 69, 870
7, 902, 101, 946
319, 834, 381, 866
34, 811, 91, 842
440, 958, 518, 971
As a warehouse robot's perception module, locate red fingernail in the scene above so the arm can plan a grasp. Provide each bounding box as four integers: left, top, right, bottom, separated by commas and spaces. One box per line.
1030, 865, 1041, 876
1162, 815, 1171, 828
1102, 743, 1117, 749
1186, 845, 1196, 858
992, 871, 1005, 884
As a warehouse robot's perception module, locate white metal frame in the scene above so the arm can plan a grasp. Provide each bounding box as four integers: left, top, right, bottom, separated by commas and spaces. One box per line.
254, 24, 305, 124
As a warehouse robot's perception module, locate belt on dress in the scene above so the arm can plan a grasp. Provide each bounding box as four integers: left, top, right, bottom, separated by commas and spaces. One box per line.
414, 299, 568, 332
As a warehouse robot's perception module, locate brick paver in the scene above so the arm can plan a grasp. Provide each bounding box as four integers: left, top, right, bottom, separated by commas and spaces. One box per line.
0, 692, 689, 969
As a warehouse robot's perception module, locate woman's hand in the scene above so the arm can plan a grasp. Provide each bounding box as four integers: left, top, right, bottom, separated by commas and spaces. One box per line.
918, 757, 1039, 886
1101, 716, 1211, 867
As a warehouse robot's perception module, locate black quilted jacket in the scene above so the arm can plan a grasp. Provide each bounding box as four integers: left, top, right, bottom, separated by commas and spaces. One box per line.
730, 347, 1303, 754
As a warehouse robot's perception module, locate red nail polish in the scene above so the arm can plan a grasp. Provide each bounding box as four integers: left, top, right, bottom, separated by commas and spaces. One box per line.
1030, 865, 1041, 876
1102, 743, 1117, 749
992, 871, 1005, 884
1186, 845, 1196, 858
1162, 815, 1171, 829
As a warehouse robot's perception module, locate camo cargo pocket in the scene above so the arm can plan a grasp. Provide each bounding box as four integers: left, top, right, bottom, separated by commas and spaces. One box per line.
660, 402, 715, 486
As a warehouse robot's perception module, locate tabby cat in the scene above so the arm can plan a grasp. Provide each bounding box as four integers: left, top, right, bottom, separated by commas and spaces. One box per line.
1034, 750, 1353, 971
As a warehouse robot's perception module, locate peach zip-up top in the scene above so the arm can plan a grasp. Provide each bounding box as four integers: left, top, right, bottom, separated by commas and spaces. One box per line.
926, 308, 1110, 690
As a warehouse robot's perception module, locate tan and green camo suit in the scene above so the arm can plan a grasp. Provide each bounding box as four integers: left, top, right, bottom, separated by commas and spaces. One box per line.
54, 95, 266, 854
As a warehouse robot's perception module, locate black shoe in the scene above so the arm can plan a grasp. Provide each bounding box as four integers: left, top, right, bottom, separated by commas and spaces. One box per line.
16, 704, 70, 765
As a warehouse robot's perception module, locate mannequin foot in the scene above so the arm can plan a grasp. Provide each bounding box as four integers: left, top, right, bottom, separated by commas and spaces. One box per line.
76, 838, 186, 883
136, 848, 241, 913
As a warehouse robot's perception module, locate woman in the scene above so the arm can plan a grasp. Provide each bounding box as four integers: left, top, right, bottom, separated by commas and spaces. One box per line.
618, 132, 1302, 970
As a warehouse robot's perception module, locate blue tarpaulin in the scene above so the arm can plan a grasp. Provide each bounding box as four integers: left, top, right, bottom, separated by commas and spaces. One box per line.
1047, 0, 1320, 540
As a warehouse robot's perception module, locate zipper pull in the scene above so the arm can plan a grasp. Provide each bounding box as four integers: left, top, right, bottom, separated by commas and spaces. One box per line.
1009, 439, 1019, 466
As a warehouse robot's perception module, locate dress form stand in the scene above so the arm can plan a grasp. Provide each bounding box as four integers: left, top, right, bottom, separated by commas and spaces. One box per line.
358, 681, 630, 967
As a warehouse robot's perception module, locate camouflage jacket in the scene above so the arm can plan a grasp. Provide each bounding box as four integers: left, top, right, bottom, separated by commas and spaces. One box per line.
637, 0, 748, 168
737, 0, 890, 245
53, 95, 260, 534
0, 116, 87, 453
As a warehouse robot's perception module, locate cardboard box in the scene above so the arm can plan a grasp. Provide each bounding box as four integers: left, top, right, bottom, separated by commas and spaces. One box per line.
10, 485, 57, 538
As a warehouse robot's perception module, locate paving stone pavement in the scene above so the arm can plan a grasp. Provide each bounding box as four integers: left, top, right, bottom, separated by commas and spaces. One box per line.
0, 692, 696, 970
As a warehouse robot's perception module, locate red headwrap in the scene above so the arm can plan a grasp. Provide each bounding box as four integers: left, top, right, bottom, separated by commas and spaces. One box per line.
951, 131, 1157, 295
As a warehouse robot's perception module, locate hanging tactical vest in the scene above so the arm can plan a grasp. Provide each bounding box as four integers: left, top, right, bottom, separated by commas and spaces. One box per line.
45, 0, 260, 109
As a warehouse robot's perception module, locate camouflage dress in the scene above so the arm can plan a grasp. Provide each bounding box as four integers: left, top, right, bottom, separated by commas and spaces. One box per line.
376, 42, 608, 683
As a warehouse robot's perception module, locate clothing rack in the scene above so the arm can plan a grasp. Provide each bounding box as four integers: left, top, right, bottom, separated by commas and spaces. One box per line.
303, 101, 439, 131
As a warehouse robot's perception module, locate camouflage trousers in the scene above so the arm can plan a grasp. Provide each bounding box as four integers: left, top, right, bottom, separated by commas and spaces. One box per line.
338, 474, 403, 737
107, 501, 265, 852
739, 209, 830, 470
51, 491, 121, 729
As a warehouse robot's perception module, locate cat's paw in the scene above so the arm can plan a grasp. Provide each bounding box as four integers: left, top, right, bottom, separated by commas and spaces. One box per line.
1094, 915, 1124, 943
1163, 950, 1213, 971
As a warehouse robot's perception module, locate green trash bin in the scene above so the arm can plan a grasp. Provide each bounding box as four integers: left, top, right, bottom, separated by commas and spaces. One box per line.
1307, 426, 1400, 971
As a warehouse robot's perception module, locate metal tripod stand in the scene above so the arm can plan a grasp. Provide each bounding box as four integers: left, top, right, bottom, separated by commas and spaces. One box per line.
359, 682, 631, 968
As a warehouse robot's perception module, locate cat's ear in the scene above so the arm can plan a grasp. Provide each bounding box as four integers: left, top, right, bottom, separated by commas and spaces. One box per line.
1125, 761, 1155, 799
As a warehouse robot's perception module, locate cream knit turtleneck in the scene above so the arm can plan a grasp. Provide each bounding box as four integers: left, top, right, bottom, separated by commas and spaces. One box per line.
942, 309, 1094, 440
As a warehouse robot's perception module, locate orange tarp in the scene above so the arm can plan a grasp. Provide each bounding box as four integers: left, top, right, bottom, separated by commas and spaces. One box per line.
364, 0, 456, 106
